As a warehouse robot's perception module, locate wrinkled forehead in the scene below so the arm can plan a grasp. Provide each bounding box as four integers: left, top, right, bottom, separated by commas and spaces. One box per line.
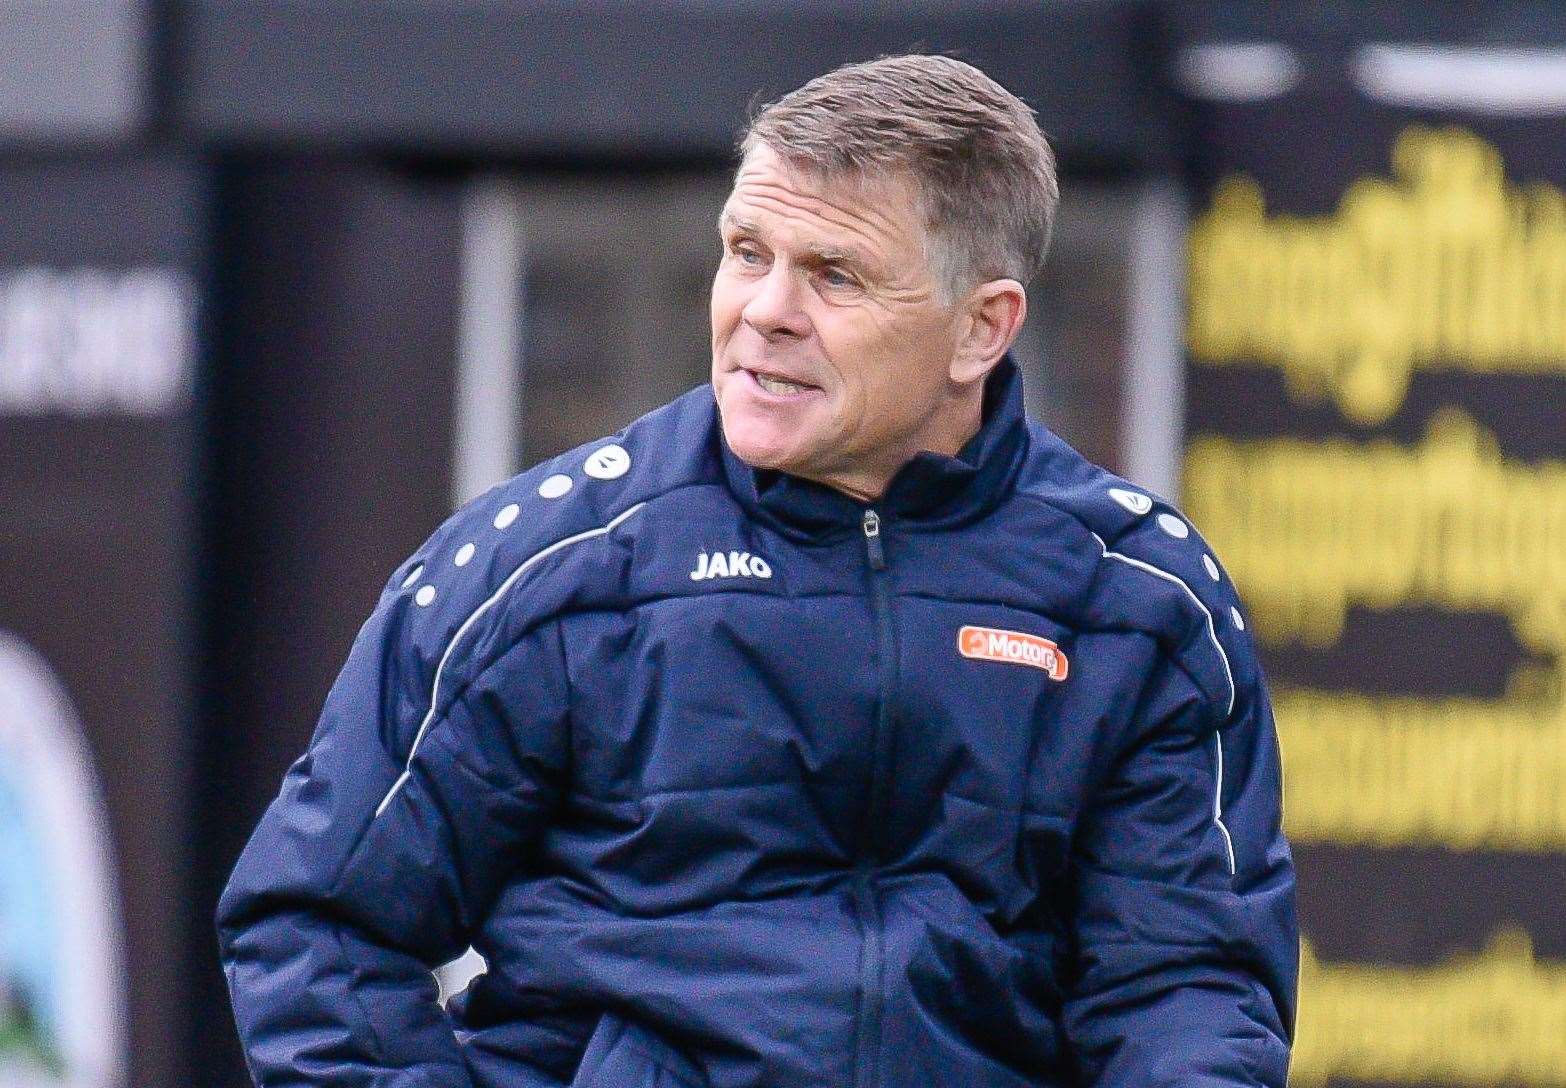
721, 143, 932, 251
730, 143, 927, 212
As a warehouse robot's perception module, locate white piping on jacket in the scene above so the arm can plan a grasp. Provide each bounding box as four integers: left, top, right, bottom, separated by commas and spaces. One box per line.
1091, 532, 1239, 874
1090, 532, 1236, 716
1214, 732, 1236, 875
374, 502, 647, 818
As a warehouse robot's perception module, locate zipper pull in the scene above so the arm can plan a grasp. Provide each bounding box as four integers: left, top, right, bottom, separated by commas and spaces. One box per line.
862, 508, 886, 570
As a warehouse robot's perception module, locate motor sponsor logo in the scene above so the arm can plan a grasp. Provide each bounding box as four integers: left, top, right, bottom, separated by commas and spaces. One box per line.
958, 625, 1069, 680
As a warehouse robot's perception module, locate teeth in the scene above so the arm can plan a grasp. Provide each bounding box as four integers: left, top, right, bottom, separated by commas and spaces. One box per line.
755, 374, 809, 395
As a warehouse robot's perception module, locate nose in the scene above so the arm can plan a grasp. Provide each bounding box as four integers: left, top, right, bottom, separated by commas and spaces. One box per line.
741, 262, 811, 342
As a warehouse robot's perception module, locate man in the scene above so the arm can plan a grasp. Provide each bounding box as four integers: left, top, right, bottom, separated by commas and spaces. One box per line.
218, 55, 1297, 1087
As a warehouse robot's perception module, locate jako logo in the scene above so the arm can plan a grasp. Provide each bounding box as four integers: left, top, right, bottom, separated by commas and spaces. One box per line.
690, 550, 773, 581
958, 625, 1069, 680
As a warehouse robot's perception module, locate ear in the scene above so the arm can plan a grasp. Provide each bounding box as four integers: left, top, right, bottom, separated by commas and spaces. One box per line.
950, 278, 1028, 386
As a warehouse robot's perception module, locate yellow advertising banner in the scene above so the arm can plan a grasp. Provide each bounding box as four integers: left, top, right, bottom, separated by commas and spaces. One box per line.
1181, 46, 1566, 1087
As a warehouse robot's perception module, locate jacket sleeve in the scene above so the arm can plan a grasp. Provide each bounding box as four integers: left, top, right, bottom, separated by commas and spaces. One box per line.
215, 571, 572, 1088
1062, 647, 1298, 1087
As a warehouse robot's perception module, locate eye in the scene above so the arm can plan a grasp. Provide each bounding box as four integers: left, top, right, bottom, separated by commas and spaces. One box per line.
820, 265, 856, 289
727, 240, 765, 267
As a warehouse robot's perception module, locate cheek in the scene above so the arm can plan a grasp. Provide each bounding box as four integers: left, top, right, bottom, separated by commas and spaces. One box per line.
829, 311, 905, 397
855, 313, 950, 418
887, 311, 957, 379
710, 275, 742, 340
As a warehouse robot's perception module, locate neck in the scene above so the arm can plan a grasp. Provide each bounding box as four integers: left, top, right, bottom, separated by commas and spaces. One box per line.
815, 388, 986, 503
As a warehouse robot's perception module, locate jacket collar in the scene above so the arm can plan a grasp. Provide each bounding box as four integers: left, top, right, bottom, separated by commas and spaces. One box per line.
715, 354, 1031, 538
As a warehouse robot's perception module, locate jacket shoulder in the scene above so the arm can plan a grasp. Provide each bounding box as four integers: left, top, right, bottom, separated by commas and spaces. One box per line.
370, 385, 721, 696
1016, 423, 1258, 722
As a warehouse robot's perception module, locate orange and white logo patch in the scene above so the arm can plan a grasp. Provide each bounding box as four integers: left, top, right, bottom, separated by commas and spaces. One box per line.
959, 626, 1069, 680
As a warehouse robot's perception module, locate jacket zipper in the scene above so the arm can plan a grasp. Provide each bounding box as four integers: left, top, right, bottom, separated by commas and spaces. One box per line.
853, 507, 896, 1088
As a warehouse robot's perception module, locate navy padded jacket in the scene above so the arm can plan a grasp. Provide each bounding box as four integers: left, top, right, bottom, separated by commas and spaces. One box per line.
217, 358, 1297, 1088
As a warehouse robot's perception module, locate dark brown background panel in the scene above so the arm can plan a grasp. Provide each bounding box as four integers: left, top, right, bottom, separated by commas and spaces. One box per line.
0, 152, 204, 1088
193, 155, 464, 1087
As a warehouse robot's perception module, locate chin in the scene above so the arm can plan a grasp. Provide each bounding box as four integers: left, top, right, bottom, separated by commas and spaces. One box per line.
714, 366, 831, 474
714, 401, 796, 472
721, 414, 800, 472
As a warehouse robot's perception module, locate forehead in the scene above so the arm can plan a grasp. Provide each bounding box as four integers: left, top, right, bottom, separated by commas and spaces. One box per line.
720, 145, 926, 257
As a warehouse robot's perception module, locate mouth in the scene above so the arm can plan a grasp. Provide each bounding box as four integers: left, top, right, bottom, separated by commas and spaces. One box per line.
740, 365, 822, 399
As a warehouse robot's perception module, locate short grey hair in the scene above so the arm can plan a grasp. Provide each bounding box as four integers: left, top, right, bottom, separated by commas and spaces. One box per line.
741, 54, 1059, 299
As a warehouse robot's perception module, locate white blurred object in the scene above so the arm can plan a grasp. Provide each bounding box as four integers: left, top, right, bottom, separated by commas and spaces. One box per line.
1175, 43, 1300, 102
453, 178, 525, 508
1358, 45, 1566, 115
1123, 181, 1187, 500
0, 633, 127, 1088
434, 947, 487, 1006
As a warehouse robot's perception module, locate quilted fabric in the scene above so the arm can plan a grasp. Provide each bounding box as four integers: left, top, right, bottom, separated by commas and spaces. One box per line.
217, 357, 1296, 1088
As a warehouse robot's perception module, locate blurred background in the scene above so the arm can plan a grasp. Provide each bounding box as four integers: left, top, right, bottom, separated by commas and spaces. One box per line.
2, 1, 1563, 1085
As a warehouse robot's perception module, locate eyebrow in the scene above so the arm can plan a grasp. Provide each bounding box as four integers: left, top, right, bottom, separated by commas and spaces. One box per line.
718, 212, 870, 270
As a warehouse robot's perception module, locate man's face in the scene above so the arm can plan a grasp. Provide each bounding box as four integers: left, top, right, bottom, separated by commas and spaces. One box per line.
710, 144, 967, 499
